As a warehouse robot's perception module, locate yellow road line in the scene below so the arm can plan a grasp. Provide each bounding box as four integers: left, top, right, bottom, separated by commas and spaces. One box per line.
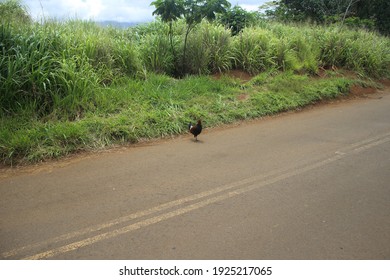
4, 132, 390, 259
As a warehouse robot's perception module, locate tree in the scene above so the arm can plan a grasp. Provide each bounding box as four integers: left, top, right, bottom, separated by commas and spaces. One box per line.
152, 0, 230, 75
266, 0, 388, 35
219, 5, 257, 35
151, 0, 185, 67
279, 0, 355, 22
355, 0, 390, 35
181, 0, 230, 74
372, 0, 390, 35
202, 0, 231, 21
342, 0, 360, 25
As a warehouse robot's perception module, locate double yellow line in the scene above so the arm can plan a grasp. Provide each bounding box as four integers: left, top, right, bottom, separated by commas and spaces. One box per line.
3, 132, 390, 260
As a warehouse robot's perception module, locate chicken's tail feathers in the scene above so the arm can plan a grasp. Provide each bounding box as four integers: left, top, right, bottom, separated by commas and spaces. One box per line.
188, 122, 192, 131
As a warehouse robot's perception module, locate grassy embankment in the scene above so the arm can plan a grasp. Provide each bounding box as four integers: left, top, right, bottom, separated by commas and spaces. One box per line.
1, 9, 389, 165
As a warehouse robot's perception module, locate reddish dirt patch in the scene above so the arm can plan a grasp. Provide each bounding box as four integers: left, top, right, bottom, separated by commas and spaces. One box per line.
316, 68, 328, 78
237, 93, 250, 101
316, 68, 360, 80
213, 70, 253, 82
379, 79, 390, 87
349, 85, 377, 97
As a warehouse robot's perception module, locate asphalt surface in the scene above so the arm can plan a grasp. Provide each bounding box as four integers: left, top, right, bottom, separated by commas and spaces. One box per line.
1, 90, 389, 260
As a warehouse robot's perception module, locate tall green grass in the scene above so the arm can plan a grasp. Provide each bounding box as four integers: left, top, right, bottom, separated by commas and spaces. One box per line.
232, 27, 274, 74
232, 22, 390, 76
316, 26, 390, 77
0, 20, 140, 119
2, 17, 389, 119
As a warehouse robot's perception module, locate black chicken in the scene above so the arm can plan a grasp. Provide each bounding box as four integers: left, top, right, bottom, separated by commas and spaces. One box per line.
188, 120, 202, 141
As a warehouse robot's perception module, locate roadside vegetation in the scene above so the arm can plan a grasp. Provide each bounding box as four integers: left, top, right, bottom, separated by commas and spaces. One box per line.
1, 0, 389, 165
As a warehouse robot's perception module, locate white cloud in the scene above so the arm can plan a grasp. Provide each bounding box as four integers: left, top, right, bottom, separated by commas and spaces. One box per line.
59, 0, 104, 19
23, 0, 154, 22
22, 0, 268, 22
240, 4, 260, 12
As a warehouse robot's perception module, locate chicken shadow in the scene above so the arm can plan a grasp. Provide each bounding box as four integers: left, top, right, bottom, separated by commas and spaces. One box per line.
191, 139, 204, 143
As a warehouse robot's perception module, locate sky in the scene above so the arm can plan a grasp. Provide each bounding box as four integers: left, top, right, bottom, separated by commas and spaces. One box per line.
21, 0, 269, 23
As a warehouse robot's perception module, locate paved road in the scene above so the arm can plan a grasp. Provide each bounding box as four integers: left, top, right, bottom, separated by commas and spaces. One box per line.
1, 91, 389, 260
